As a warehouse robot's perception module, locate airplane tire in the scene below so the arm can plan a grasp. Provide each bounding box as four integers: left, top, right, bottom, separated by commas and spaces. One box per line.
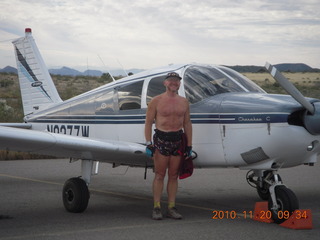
257, 185, 269, 200
62, 177, 90, 213
268, 185, 299, 224
257, 171, 282, 200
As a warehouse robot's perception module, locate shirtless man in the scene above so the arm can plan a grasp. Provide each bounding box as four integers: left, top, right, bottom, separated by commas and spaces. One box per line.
144, 72, 192, 220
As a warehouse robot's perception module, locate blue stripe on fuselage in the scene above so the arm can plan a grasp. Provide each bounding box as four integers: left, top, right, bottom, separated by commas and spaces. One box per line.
29, 113, 288, 124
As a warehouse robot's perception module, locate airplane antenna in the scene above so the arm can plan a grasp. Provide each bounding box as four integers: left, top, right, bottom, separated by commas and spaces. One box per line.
97, 54, 116, 82
116, 59, 128, 77
86, 57, 89, 76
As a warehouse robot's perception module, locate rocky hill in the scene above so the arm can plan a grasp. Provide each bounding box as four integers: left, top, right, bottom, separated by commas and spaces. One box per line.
225, 63, 320, 73
0, 63, 319, 75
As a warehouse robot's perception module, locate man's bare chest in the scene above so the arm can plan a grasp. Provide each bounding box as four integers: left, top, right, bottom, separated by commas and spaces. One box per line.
157, 101, 186, 118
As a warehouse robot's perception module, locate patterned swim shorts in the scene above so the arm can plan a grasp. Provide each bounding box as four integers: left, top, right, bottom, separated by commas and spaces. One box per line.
153, 129, 183, 156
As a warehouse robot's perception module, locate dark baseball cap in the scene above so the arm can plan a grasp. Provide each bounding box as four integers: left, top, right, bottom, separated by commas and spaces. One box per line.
165, 72, 182, 80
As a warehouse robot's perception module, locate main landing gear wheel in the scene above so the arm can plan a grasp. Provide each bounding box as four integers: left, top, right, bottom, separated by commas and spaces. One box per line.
246, 170, 283, 201
268, 185, 299, 224
256, 171, 282, 201
257, 184, 269, 200
62, 177, 90, 213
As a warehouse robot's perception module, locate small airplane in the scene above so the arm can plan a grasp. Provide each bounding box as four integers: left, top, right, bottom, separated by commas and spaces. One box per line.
1, 28, 319, 223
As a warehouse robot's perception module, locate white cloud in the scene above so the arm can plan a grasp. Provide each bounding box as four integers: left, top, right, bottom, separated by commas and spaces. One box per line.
0, 0, 319, 70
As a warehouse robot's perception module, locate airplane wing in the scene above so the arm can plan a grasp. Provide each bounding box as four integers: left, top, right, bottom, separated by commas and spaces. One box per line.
0, 126, 150, 166
0, 123, 32, 129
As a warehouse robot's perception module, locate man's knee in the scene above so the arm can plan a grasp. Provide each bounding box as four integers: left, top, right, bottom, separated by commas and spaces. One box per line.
154, 171, 166, 181
168, 171, 179, 180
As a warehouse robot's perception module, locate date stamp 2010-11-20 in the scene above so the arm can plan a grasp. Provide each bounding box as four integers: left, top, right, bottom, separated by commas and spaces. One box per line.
212, 210, 308, 220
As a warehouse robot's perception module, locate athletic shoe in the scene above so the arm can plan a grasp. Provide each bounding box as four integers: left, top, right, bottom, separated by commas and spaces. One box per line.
167, 207, 182, 219
152, 207, 163, 220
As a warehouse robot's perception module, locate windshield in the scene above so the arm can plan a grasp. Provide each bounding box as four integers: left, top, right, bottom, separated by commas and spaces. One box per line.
184, 65, 265, 104
217, 66, 266, 93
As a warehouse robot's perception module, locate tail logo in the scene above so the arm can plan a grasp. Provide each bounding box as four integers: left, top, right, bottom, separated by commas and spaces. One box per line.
15, 46, 52, 100
31, 81, 43, 87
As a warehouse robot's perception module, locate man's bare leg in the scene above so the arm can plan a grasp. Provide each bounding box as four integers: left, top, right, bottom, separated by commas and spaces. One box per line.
167, 155, 181, 204
166, 155, 183, 219
153, 151, 169, 206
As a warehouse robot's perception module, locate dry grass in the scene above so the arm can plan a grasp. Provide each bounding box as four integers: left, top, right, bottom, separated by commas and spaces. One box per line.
243, 72, 320, 85
0, 150, 55, 161
243, 72, 320, 99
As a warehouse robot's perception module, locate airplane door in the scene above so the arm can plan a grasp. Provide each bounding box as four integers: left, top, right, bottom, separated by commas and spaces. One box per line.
116, 81, 145, 143
219, 98, 268, 167
94, 90, 119, 140
182, 67, 227, 168
191, 112, 227, 167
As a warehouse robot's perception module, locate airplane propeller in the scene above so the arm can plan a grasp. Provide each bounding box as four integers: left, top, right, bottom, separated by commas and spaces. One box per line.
265, 62, 320, 135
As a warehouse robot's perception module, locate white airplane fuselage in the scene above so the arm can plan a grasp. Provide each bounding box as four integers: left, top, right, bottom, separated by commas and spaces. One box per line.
24, 64, 320, 170
6, 28, 320, 171
30, 116, 320, 169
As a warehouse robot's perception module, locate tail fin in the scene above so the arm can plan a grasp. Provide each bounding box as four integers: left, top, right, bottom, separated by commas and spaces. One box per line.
12, 28, 62, 117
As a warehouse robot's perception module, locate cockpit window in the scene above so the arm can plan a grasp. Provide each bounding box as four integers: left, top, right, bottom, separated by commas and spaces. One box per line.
184, 66, 243, 104
217, 66, 265, 93
146, 75, 166, 104
184, 66, 265, 104
118, 81, 143, 110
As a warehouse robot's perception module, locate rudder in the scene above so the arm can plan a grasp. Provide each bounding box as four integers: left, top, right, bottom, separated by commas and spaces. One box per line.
12, 28, 62, 117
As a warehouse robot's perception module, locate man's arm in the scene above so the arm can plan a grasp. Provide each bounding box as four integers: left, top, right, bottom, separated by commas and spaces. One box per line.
183, 101, 192, 146
144, 99, 157, 143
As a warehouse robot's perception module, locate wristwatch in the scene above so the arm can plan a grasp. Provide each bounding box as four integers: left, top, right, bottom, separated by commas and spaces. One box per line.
146, 141, 152, 146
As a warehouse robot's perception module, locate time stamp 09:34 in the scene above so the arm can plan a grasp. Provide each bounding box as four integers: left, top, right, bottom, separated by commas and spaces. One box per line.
212, 210, 308, 220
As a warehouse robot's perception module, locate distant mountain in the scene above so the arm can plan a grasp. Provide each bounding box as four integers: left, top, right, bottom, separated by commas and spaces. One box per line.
227, 63, 320, 73
0, 66, 18, 74
48, 67, 144, 76
274, 63, 317, 72
226, 65, 266, 73
83, 69, 104, 77
1, 63, 319, 75
48, 67, 82, 76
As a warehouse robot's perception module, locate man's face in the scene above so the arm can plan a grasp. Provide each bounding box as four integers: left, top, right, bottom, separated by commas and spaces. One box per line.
164, 78, 181, 92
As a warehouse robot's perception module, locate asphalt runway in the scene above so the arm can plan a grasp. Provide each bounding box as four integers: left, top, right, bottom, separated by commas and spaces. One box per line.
0, 159, 319, 240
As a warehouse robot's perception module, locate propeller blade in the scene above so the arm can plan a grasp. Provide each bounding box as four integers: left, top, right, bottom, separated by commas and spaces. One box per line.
265, 62, 315, 115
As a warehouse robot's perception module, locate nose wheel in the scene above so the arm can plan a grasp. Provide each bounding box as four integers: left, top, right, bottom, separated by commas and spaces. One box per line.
268, 185, 299, 223
255, 171, 282, 200
247, 170, 299, 224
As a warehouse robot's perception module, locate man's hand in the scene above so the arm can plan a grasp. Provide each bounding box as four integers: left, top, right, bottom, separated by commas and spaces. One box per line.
146, 143, 155, 157
185, 146, 192, 158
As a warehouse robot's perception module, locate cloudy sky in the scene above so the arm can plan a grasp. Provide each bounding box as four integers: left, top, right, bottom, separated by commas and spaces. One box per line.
1, 0, 319, 71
